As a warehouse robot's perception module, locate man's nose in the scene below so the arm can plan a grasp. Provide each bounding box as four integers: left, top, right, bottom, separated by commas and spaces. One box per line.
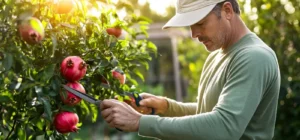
190, 27, 202, 38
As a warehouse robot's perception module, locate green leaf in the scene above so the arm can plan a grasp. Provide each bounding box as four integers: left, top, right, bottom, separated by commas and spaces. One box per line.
49, 91, 57, 97
140, 61, 149, 70
39, 97, 52, 121
133, 70, 144, 82
91, 106, 98, 123
36, 120, 44, 131
79, 100, 90, 116
0, 96, 12, 102
18, 82, 36, 93
3, 53, 13, 71
41, 64, 55, 82
51, 34, 57, 57
137, 16, 152, 23
17, 125, 26, 140
51, 76, 61, 92
147, 41, 157, 55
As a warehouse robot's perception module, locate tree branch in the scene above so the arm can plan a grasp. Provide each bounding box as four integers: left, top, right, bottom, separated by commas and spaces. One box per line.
5, 116, 17, 140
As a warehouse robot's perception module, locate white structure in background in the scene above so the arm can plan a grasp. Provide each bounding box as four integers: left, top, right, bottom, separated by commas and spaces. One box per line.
138, 23, 189, 101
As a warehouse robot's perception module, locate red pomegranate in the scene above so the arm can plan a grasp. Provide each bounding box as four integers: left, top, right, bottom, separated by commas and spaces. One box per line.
60, 56, 87, 82
18, 17, 44, 45
61, 81, 85, 105
54, 111, 79, 134
106, 27, 122, 38
111, 69, 126, 84
100, 76, 109, 85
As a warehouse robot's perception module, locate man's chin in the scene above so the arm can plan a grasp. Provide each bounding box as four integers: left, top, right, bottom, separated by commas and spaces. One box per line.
204, 46, 218, 52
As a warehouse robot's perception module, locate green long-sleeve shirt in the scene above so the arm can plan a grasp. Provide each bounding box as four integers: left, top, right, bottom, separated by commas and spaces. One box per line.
138, 33, 281, 140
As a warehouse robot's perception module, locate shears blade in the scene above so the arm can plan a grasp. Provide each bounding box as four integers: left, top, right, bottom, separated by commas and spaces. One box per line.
62, 85, 101, 105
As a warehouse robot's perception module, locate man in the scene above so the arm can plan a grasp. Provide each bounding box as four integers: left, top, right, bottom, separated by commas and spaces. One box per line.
100, 0, 281, 139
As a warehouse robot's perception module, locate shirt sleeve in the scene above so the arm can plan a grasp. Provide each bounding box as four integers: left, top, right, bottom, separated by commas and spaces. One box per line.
160, 98, 197, 117
138, 48, 277, 140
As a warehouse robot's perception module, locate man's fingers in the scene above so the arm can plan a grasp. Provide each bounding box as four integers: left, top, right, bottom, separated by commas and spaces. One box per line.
102, 107, 124, 128
100, 99, 120, 110
126, 99, 153, 114
109, 122, 124, 130
101, 108, 109, 118
107, 115, 123, 128
100, 99, 112, 110
139, 92, 154, 99
105, 112, 119, 124
101, 107, 116, 119
136, 106, 152, 114
139, 97, 154, 107
139, 93, 156, 107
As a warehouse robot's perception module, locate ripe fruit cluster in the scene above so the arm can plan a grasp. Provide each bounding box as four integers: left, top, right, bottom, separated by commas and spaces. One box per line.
54, 56, 87, 134
60, 56, 87, 106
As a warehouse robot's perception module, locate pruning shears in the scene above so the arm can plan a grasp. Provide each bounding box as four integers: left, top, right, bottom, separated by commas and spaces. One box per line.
62, 84, 155, 114
121, 92, 155, 115
63, 85, 125, 131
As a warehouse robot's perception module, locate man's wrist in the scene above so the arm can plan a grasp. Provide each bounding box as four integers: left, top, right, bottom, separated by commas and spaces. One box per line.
158, 97, 169, 114
135, 113, 143, 132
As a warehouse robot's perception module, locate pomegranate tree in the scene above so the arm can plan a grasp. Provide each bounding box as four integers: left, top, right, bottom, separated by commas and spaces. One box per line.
0, 0, 157, 139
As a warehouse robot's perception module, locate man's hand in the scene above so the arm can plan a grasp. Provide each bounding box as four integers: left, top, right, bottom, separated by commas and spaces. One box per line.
114, 95, 153, 115
127, 100, 153, 115
138, 93, 169, 115
100, 99, 142, 132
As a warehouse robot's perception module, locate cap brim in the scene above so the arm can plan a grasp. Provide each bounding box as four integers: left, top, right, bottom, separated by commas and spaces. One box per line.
162, 4, 216, 29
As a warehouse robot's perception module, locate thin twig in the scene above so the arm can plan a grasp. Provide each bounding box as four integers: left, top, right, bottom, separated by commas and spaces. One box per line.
5, 116, 17, 140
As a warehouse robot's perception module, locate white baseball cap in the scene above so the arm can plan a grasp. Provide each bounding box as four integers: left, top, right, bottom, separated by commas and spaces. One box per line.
163, 0, 225, 29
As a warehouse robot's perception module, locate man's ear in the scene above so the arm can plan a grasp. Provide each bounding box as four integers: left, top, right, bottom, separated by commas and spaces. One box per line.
222, 2, 234, 20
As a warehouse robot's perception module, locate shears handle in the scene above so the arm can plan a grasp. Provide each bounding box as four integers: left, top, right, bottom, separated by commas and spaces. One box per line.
132, 93, 155, 115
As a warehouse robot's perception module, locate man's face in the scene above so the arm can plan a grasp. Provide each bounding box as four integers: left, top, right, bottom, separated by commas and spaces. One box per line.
190, 9, 229, 52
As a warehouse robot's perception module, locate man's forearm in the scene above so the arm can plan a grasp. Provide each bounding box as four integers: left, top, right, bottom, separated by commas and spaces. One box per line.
139, 110, 242, 140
